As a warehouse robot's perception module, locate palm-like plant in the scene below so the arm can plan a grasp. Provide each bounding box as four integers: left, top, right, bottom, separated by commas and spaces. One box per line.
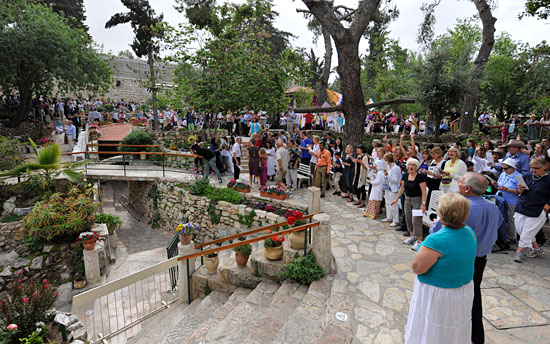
0, 138, 86, 189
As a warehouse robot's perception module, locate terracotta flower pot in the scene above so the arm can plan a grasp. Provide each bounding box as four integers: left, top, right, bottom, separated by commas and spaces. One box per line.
205, 255, 219, 274
289, 231, 306, 249
234, 187, 250, 193
179, 234, 193, 245
82, 239, 97, 251
235, 252, 250, 268
264, 245, 283, 261
73, 278, 87, 289
260, 191, 287, 200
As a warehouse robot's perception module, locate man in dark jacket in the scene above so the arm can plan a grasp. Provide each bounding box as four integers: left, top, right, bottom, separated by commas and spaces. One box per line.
191, 144, 222, 183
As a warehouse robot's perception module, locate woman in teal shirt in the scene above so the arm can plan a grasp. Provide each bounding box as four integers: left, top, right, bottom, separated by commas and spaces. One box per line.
405, 193, 477, 344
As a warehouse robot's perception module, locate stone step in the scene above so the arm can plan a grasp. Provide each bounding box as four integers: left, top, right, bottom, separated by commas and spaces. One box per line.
315, 289, 354, 344
202, 281, 279, 343
159, 291, 229, 344
128, 298, 202, 344
271, 277, 333, 344
183, 288, 252, 344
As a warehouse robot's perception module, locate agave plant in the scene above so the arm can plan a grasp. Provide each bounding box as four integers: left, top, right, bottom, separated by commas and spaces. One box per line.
0, 138, 86, 190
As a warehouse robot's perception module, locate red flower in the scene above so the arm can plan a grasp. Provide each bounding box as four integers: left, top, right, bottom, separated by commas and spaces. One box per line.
44, 284, 50, 289
295, 211, 303, 220
277, 236, 285, 242
287, 216, 296, 225
267, 230, 272, 234
42, 279, 47, 284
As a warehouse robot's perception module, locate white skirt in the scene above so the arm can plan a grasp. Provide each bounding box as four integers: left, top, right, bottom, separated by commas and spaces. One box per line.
405, 277, 473, 344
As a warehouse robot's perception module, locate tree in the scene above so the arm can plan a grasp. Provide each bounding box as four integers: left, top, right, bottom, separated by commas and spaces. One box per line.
0, 0, 111, 127
415, 42, 469, 141
39, 0, 88, 32
299, 0, 382, 146
521, 0, 550, 20
169, 0, 309, 114
106, 0, 166, 129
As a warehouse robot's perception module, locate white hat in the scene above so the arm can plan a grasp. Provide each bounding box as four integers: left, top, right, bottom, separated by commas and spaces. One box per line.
501, 158, 517, 169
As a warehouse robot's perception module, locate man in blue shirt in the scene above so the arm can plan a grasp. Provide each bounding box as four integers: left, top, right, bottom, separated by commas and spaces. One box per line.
430, 172, 503, 344
64, 120, 76, 152
298, 131, 312, 165
503, 139, 530, 176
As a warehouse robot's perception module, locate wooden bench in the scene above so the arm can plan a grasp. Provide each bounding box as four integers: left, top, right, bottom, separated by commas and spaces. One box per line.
297, 163, 312, 188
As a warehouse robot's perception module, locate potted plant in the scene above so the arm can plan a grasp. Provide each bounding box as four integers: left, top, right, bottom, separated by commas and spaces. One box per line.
177, 222, 197, 245
227, 179, 251, 193
260, 186, 287, 200
95, 213, 123, 235
233, 244, 252, 267
205, 252, 219, 274
263, 230, 284, 260
77, 232, 101, 251
286, 210, 307, 249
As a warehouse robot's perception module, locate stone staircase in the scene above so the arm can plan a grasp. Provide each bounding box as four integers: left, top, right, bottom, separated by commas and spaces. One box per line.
128, 248, 350, 344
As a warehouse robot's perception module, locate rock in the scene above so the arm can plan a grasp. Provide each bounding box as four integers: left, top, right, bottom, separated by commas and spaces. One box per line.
0, 267, 12, 277
1, 196, 16, 216
0, 250, 19, 267
43, 245, 53, 253
13, 207, 32, 216
71, 340, 85, 344
11, 257, 30, 269
70, 327, 87, 342
54, 282, 73, 312
30, 256, 43, 270
67, 320, 84, 332
60, 272, 70, 281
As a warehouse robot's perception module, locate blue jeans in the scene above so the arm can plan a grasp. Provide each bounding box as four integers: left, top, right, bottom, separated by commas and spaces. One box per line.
345, 170, 353, 194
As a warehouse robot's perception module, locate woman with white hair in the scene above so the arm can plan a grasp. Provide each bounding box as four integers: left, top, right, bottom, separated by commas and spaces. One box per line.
391, 158, 427, 251
494, 158, 521, 243
364, 160, 385, 219
405, 193, 477, 344
441, 147, 467, 193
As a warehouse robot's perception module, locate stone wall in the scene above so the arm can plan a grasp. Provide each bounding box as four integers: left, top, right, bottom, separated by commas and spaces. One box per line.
128, 180, 307, 244
153, 129, 229, 148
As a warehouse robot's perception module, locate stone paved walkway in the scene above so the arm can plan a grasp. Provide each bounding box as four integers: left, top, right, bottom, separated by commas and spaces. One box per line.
277, 187, 550, 344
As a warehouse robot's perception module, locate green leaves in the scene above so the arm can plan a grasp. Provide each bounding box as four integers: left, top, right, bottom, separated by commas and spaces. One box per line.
280, 253, 324, 286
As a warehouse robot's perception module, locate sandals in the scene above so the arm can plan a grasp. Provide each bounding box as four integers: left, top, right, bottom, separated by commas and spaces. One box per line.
347, 199, 354, 203
357, 203, 366, 208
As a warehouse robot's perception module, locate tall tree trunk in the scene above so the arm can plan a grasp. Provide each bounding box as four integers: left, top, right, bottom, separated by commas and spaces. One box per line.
460, 0, 496, 134
148, 50, 159, 130
336, 40, 366, 147
10, 82, 33, 128
318, 27, 332, 105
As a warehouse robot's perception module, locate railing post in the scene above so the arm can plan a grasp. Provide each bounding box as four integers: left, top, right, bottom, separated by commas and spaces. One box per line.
177, 241, 196, 304
162, 153, 165, 177
312, 213, 332, 274
123, 154, 126, 177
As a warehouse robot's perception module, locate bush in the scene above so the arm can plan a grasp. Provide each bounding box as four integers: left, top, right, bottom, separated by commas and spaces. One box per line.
280, 253, 325, 286
0, 278, 58, 344
119, 131, 154, 152
22, 187, 100, 241
0, 214, 23, 223
95, 213, 123, 231
187, 177, 210, 196
0, 136, 22, 171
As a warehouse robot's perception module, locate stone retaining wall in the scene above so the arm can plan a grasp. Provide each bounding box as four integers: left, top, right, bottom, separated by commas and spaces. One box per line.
128, 180, 307, 243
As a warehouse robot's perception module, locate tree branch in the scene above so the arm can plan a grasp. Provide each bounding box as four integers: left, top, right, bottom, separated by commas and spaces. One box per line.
294, 98, 416, 113
350, 0, 383, 40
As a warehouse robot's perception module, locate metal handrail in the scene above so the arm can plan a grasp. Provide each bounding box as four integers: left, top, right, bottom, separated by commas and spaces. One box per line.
86, 143, 160, 148
194, 212, 321, 249
178, 221, 320, 262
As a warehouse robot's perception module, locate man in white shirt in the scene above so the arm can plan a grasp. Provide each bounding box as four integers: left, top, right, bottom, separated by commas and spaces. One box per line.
275, 139, 290, 195
287, 110, 296, 133
231, 137, 243, 180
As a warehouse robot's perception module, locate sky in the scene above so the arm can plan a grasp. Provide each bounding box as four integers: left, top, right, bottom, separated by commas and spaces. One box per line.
84, 0, 549, 67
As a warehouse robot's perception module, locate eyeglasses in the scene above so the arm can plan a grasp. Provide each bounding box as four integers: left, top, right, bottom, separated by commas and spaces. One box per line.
530, 166, 542, 170
502, 167, 511, 170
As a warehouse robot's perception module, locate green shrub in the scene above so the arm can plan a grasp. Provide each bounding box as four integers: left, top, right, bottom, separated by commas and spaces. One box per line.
0, 278, 58, 344
0, 136, 22, 171
233, 243, 252, 257
95, 213, 123, 231
0, 214, 23, 223
187, 177, 210, 196
119, 131, 154, 152
22, 187, 100, 241
280, 253, 325, 286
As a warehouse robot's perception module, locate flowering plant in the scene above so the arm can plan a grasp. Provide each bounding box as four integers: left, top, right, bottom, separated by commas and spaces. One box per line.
177, 222, 198, 236
38, 137, 55, 145
261, 185, 286, 196
76, 232, 101, 243
264, 230, 285, 248
227, 179, 251, 190
0, 278, 58, 342
265, 205, 275, 212
88, 122, 99, 128
286, 210, 305, 229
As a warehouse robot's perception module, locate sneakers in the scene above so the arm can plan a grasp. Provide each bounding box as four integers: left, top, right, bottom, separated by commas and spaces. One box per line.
403, 237, 416, 245
381, 218, 392, 223
513, 251, 523, 263
525, 248, 544, 258
411, 241, 422, 251
389, 222, 400, 227
218, 179, 223, 184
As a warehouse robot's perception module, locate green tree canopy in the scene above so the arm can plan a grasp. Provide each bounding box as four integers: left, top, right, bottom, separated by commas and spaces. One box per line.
0, 0, 111, 127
